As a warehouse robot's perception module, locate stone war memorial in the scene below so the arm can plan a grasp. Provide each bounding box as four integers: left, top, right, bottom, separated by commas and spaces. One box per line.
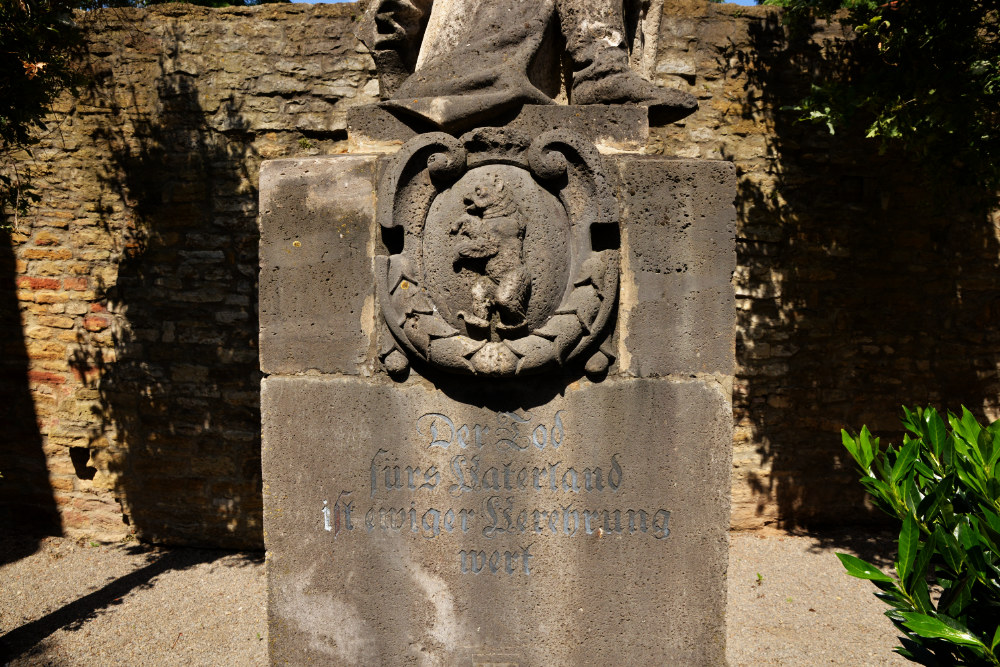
259, 0, 735, 663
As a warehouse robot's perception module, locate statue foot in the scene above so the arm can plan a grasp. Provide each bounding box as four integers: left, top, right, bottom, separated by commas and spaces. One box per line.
571, 73, 698, 123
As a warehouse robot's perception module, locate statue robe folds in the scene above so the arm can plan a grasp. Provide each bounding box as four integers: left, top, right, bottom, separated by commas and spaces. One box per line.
392, 1, 559, 129
357, 0, 691, 132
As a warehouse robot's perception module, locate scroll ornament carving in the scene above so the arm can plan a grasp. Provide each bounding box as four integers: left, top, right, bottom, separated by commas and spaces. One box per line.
375, 128, 619, 378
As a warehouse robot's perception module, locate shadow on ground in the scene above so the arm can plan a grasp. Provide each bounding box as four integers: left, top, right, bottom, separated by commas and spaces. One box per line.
0, 538, 261, 663
795, 525, 898, 569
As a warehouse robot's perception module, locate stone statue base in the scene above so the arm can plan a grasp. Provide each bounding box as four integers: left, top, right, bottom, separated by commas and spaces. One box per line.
259, 149, 735, 664
347, 104, 652, 153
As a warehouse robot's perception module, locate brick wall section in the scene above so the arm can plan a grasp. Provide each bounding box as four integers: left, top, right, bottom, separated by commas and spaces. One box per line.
2, 1, 998, 546
2, 2, 372, 547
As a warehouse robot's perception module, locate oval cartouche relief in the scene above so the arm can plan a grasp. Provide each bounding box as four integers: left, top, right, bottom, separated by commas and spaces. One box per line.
375, 128, 619, 378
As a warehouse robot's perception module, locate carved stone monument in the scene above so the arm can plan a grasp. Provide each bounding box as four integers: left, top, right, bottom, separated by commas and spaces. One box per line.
260, 2, 735, 664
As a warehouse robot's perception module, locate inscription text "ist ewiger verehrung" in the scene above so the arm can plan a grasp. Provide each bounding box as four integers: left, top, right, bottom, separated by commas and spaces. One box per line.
322, 410, 671, 576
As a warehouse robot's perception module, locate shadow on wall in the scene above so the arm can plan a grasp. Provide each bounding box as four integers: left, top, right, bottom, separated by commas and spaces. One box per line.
70, 20, 263, 548
724, 13, 1000, 527
0, 232, 62, 564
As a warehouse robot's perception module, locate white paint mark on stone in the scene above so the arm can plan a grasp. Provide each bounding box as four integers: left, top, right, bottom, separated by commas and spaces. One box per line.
579, 20, 624, 49
632, 0, 664, 78
278, 565, 374, 664
362, 171, 377, 370
417, 0, 476, 70
361, 292, 375, 350
403, 558, 468, 665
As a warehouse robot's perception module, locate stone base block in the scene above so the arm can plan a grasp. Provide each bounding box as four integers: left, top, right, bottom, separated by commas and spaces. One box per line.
258, 156, 376, 376
263, 376, 730, 665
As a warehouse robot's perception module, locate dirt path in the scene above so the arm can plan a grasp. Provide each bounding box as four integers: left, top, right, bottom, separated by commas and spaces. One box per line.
1, 528, 906, 665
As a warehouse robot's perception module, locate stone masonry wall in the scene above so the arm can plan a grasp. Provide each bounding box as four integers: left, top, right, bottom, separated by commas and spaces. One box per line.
2, 0, 998, 548
652, 3, 1000, 529
1, 2, 371, 548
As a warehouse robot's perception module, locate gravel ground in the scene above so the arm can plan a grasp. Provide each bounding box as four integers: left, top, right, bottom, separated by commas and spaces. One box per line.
727, 528, 908, 666
1, 528, 907, 666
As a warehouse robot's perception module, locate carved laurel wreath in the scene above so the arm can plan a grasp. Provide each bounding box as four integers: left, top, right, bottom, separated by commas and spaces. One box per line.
375, 128, 619, 378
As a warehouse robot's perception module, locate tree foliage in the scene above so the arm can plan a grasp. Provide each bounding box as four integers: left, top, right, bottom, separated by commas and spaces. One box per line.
0, 0, 81, 229
762, 0, 1000, 194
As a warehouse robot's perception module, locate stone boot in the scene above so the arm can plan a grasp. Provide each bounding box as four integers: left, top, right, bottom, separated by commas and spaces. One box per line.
557, 0, 697, 120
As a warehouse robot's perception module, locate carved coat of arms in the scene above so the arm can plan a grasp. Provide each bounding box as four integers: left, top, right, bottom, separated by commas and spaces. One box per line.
376, 128, 619, 378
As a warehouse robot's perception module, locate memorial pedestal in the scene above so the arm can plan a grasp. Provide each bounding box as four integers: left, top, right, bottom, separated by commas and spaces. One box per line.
260, 145, 735, 665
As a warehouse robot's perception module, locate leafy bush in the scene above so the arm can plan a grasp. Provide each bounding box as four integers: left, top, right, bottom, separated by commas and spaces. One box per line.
840, 407, 1000, 665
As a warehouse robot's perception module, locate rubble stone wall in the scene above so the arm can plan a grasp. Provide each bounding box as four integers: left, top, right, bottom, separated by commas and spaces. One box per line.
2, 0, 997, 547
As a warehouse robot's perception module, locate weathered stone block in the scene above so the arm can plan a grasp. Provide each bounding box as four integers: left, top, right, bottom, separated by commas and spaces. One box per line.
258, 156, 376, 375
263, 375, 730, 665
615, 157, 736, 377
261, 151, 735, 664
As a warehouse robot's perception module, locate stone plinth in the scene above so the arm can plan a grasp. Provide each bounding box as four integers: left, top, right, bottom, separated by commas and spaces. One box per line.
260, 153, 735, 665
347, 104, 651, 153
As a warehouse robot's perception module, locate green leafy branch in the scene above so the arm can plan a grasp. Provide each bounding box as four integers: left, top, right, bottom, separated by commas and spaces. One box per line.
841, 407, 1000, 665
762, 0, 1000, 196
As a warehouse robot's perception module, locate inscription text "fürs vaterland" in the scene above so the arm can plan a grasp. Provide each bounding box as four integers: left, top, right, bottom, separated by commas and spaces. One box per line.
321, 410, 671, 575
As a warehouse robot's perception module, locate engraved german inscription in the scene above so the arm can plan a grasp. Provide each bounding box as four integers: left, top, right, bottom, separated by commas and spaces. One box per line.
322, 410, 671, 575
